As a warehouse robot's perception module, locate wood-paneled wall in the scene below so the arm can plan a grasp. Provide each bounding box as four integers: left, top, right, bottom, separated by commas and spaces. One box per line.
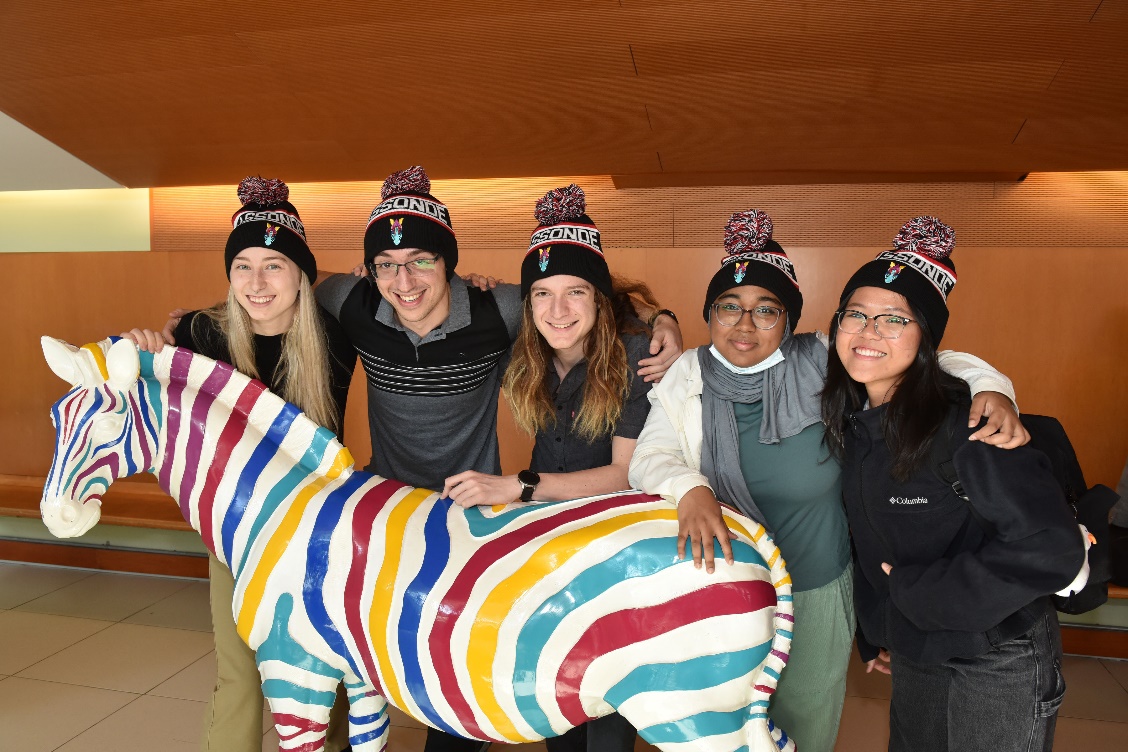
2, 174, 1125, 515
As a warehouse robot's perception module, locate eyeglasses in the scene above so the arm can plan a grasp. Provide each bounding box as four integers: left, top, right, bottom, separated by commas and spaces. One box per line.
368, 256, 440, 279
711, 302, 784, 330
836, 309, 916, 339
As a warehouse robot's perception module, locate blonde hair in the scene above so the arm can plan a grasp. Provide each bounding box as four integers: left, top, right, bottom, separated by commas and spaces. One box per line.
503, 276, 655, 442
196, 274, 339, 433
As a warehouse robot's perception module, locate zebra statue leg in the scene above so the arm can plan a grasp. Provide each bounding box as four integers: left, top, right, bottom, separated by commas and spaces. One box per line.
256, 594, 345, 751
341, 676, 391, 751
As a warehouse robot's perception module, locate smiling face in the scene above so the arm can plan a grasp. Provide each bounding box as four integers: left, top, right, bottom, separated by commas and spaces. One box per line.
708, 285, 787, 369
529, 275, 598, 366
835, 285, 923, 406
228, 247, 303, 336
373, 247, 451, 337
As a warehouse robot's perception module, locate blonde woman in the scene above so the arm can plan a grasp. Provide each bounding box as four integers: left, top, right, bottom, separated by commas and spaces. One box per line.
123, 177, 354, 752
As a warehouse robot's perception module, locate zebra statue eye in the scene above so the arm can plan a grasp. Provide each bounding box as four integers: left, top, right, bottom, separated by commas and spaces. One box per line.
93, 414, 125, 444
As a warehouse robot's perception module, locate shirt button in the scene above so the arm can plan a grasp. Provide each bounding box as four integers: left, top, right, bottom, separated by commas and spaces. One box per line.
555, 437, 562, 442
557, 405, 563, 410
558, 466, 564, 471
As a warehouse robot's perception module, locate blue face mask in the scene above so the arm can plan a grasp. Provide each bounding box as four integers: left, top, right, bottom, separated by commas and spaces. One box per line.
708, 344, 785, 375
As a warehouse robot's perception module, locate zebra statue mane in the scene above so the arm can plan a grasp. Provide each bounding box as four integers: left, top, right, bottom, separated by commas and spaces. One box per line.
39, 335, 799, 752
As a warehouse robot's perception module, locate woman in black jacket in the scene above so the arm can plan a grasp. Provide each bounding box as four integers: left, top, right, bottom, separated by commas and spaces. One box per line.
820, 216, 1085, 752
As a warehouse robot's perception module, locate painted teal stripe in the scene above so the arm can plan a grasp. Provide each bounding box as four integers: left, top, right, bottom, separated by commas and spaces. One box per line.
513, 537, 768, 737
261, 679, 337, 706
138, 351, 164, 432
778, 595, 793, 602
762, 666, 780, 680
638, 703, 753, 744
256, 594, 342, 680
604, 643, 770, 708
463, 502, 551, 537
777, 629, 793, 639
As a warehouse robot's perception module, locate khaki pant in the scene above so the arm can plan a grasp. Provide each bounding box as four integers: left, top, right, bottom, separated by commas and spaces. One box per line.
203, 553, 350, 751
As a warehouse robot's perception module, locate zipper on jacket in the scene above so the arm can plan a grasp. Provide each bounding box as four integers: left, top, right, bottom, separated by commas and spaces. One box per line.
853, 413, 899, 566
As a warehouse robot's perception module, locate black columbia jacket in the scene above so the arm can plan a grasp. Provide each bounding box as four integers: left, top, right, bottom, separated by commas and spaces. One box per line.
843, 400, 1085, 664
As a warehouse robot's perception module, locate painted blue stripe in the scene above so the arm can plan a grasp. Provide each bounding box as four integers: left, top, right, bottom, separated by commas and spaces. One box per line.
220, 401, 300, 564
396, 499, 458, 734
261, 679, 337, 706
303, 472, 369, 679
235, 427, 335, 578
348, 711, 386, 726
350, 717, 390, 747
638, 703, 753, 744
513, 537, 768, 736
777, 629, 793, 639
46, 387, 80, 491
778, 595, 793, 602
604, 643, 770, 708
62, 389, 104, 493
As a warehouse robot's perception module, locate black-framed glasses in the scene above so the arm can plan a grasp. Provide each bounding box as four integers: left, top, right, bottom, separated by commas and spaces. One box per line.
711, 302, 784, 330
367, 256, 440, 279
836, 309, 916, 339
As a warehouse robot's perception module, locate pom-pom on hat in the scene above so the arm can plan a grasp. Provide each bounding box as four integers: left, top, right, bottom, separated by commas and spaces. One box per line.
224, 176, 316, 283
364, 166, 457, 273
521, 184, 612, 299
703, 209, 803, 330
838, 215, 959, 342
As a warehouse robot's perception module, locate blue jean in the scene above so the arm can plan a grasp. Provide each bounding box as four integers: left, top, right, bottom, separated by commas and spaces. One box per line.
888, 608, 1065, 752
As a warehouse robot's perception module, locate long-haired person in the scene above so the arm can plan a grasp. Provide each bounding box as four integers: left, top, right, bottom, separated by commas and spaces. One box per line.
123, 177, 354, 752
442, 185, 662, 752
821, 217, 1084, 752
628, 210, 1028, 752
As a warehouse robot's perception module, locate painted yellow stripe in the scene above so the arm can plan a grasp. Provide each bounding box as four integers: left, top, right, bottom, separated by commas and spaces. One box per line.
774, 574, 793, 588
367, 486, 433, 712
467, 508, 677, 741
236, 447, 351, 641
82, 343, 109, 380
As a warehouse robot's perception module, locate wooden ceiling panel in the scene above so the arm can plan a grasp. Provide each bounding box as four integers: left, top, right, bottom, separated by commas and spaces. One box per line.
0, 0, 1125, 186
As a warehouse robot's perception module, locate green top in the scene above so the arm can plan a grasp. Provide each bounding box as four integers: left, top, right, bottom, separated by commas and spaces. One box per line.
733, 400, 850, 592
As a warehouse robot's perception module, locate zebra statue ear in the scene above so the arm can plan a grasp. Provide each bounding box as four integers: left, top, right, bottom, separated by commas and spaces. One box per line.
41, 337, 83, 386
106, 338, 140, 392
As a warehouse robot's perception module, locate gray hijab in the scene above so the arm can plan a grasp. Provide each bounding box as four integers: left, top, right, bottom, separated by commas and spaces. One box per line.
697, 324, 827, 527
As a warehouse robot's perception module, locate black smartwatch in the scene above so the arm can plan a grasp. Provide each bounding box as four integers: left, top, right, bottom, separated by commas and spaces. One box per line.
517, 469, 541, 502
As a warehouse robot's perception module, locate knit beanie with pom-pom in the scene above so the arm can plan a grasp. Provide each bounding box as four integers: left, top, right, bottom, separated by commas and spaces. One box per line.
521, 184, 611, 299
225, 176, 316, 283
703, 209, 803, 330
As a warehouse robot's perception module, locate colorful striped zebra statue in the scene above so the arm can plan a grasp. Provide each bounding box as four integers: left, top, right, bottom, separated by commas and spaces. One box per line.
40, 336, 797, 752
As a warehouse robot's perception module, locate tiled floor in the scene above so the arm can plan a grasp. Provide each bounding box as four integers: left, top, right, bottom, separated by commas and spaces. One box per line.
1, 560, 1125, 751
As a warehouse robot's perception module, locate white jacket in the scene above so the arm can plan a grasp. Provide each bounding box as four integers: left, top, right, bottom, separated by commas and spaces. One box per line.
627, 334, 1017, 506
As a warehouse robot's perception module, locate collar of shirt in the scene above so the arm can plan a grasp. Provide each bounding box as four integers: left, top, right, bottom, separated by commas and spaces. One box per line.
374, 274, 473, 345
549, 358, 590, 404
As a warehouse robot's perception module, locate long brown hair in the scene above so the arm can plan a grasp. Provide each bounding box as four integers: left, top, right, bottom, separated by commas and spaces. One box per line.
503, 275, 656, 442
196, 275, 340, 433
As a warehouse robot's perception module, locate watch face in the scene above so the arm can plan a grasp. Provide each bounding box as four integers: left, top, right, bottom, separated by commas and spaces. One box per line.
518, 469, 541, 486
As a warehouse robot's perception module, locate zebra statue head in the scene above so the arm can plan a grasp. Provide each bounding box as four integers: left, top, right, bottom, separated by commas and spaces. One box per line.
40, 337, 155, 539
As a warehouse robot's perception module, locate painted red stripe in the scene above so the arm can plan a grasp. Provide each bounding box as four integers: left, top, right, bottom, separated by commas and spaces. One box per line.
344, 479, 405, 694
158, 349, 194, 495
273, 713, 329, 737
177, 363, 235, 520
128, 394, 154, 470
428, 493, 657, 738
555, 579, 777, 724
195, 378, 267, 554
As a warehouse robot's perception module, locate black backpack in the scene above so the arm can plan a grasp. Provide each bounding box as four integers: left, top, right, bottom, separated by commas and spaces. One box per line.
932, 412, 1120, 614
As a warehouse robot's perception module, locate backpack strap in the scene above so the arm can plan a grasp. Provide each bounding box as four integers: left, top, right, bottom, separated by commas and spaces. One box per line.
931, 405, 997, 537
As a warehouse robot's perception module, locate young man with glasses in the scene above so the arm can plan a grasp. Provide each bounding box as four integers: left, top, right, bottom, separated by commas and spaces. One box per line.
316, 168, 681, 752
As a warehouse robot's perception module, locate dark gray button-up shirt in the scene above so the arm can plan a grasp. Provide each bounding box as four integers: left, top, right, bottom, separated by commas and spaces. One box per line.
529, 331, 654, 474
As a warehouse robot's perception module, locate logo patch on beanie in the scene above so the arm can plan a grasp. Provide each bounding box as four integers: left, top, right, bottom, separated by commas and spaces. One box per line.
538, 246, 551, 272
733, 261, 749, 283
263, 223, 279, 246
884, 263, 905, 283
875, 251, 957, 300
390, 217, 404, 246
